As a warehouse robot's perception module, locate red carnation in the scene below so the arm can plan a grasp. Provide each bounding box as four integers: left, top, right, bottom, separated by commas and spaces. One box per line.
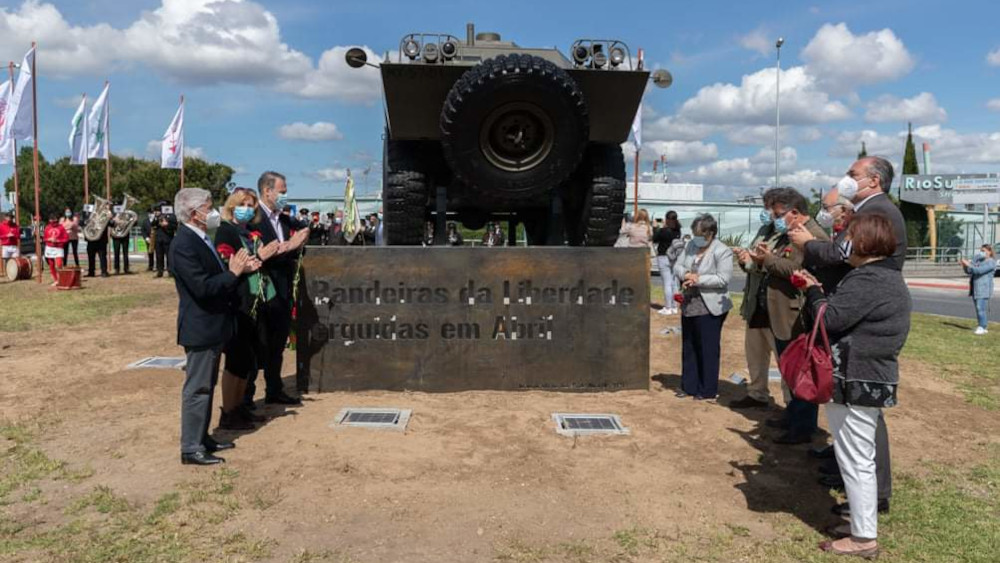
216, 243, 236, 259
673, 293, 685, 304
783, 247, 792, 256
249, 231, 262, 241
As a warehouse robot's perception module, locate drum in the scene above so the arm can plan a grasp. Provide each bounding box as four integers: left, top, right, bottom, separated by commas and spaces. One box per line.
56, 267, 82, 290
5, 256, 32, 280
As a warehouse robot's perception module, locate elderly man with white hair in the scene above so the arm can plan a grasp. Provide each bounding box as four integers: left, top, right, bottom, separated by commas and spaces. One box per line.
169, 187, 260, 466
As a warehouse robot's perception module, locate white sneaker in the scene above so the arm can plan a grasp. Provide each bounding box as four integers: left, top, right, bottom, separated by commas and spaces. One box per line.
974, 327, 987, 335
658, 307, 671, 315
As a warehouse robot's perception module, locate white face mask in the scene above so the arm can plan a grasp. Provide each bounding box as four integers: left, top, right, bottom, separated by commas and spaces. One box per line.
836, 176, 859, 200
816, 209, 835, 229
198, 208, 221, 231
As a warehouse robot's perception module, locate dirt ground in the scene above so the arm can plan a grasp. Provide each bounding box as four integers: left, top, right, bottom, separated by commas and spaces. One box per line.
2, 273, 999, 562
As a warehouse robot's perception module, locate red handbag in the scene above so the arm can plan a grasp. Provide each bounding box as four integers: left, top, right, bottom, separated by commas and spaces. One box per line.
779, 303, 834, 404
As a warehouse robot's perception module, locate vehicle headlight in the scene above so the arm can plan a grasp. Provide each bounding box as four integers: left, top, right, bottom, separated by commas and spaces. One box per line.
403, 39, 420, 59
609, 46, 626, 67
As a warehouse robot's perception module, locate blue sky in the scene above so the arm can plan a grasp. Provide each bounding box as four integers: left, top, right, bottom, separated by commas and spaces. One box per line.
1, 0, 999, 201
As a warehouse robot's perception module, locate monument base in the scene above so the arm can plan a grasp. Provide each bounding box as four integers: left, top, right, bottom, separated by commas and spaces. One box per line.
296, 247, 650, 392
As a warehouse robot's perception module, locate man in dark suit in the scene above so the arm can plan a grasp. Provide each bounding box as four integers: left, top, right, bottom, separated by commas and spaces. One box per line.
789, 155, 905, 516
169, 188, 260, 465
83, 209, 110, 278
249, 171, 310, 407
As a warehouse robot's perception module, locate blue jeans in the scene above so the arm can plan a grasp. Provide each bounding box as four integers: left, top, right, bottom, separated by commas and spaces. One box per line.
974, 298, 989, 329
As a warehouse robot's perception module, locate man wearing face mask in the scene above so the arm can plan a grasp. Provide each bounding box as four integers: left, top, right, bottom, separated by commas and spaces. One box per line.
252, 171, 310, 407
788, 156, 907, 517
744, 188, 829, 440
169, 188, 261, 465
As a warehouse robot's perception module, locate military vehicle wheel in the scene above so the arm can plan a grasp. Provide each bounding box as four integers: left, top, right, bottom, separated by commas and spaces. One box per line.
384, 140, 430, 245
441, 53, 588, 199
565, 144, 626, 247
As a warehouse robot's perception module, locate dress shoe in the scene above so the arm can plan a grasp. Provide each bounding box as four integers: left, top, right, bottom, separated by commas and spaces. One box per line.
265, 392, 302, 406
238, 404, 265, 422
155, 272, 163, 278
772, 432, 811, 445
203, 438, 235, 452
100, 272, 109, 278
765, 417, 789, 430
181, 451, 224, 465
86, 272, 95, 278
729, 396, 770, 409
819, 474, 845, 488
808, 444, 835, 459
818, 539, 879, 559
218, 409, 254, 431
831, 499, 890, 517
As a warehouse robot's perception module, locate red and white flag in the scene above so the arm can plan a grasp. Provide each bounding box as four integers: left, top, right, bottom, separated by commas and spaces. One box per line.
161, 99, 184, 169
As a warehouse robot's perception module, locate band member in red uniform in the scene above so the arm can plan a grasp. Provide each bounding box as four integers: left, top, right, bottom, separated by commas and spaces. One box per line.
43, 213, 69, 286
0, 212, 20, 276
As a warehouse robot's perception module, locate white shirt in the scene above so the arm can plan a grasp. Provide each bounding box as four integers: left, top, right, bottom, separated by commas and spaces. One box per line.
260, 201, 285, 243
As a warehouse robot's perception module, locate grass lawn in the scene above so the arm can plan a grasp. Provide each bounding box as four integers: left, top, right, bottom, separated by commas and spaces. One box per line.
0, 277, 164, 333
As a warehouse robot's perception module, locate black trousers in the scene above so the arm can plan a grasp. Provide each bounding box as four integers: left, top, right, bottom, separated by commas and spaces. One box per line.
86, 239, 108, 275
680, 312, 728, 398
63, 239, 80, 267
147, 245, 154, 270
246, 298, 291, 402
112, 237, 130, 273
155, 238, 171, 274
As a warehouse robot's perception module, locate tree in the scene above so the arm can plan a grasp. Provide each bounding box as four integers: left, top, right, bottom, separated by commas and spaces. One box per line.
857, 141, 867, 159
3, 149, 234, 224
899, 122, 928, 247
936, 212, 964, 248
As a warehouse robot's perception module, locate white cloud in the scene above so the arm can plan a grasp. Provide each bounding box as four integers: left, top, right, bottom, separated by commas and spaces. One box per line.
988, 99, 1000, 112
738, 28, 773, 56
311, 167, 349, 182
145, 139, 206, 160
801, 23, 914, 92
831, 126, 1000, 166
830, 129, 901, 159
277, 121, 344, 141
0, 1, 382, 103
679, 65, 852, 125
988, 48, 1000, 67
0, 0, 121, 77
726, 125, 776, 146
864, 92, 947, 124
674, 146, 838, 193
622, 140, 718, 166
643, 115, 719, 142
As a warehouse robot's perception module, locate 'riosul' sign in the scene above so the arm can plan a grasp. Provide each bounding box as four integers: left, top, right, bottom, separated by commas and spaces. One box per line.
899, 174, 1000, 205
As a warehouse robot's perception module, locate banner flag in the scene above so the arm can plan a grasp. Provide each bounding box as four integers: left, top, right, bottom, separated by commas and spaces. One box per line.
87, 82, 110, 159
69, 95, 88, 165
161, 99, 184, 169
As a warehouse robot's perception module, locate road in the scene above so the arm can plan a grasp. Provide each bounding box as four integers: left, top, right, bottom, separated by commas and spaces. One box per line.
659, 271, 1000, 323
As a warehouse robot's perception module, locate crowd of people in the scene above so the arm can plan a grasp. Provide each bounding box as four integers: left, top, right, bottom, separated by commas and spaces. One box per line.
643, 156, 914, 558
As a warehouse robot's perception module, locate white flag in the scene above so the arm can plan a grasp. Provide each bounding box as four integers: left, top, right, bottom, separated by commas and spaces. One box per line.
87, 83, 110, 159
69, 95, 88, 165
161, 100, 184, 169
631, 103, 642, 151
0, 80, 12, 165
5, 47, 34, 143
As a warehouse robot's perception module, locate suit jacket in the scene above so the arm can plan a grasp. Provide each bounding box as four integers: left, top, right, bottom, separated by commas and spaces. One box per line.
673, 238, 734, 317
761, 218, 829, 340
254, 207, 301, 302
169, 223, 239, 348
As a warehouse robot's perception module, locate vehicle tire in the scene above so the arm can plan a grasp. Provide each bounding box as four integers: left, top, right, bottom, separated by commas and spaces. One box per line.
384, 139, 430, 245
565, 143, 626, 246
441, 53, 588, 200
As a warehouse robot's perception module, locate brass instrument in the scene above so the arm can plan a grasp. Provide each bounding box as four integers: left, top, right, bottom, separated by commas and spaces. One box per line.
109, 194, 139, 239
83, 196, 113, 241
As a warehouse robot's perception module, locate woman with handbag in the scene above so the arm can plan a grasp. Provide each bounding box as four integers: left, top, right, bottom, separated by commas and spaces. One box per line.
793, 213, 911, 559
673, 214, 733, 402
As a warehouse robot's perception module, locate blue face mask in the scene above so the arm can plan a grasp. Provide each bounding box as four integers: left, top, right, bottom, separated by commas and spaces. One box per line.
691, 236, 709, 249
759, 209, 772, 225
275, 193, 288, 209
774, 217, 788, 234
974, 251, 985, 261
234, 205, 255, 224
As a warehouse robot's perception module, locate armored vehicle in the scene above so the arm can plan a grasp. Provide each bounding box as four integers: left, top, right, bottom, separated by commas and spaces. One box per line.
346, 24, 670, 245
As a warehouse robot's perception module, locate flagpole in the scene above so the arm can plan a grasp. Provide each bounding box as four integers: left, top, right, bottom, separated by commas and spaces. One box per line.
30, 42, 42, 283
8, 63, 19, 226
82, 93, 89, 206
179, 94, 184, 190
103, 80, 110, 200
633, 149, 639, 218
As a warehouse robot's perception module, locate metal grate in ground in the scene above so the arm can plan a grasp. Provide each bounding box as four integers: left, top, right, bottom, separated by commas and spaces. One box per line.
552, 413, 629, 436
332, 408, 412, 431
125, 357, 187, 370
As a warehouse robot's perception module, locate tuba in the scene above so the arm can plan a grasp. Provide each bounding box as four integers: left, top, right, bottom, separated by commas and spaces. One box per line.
109, 194, 139, 239
83, 196, 113, 241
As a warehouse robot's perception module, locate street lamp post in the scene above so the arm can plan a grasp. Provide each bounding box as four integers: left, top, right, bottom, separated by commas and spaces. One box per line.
775, 37, 784, 189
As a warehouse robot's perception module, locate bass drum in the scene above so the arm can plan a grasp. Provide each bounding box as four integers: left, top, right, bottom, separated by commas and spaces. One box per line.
5, 256, 32, 280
